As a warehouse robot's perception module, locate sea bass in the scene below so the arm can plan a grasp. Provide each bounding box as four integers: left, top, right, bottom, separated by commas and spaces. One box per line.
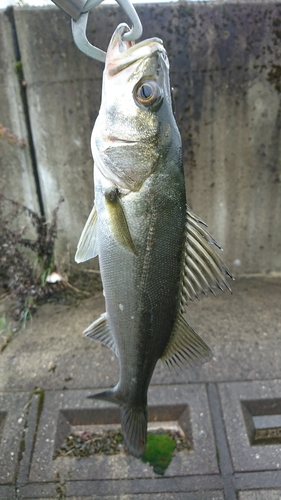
75, 24, 232, 458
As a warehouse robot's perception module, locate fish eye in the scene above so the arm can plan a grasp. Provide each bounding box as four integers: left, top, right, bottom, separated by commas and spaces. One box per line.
134, 80, 162, 109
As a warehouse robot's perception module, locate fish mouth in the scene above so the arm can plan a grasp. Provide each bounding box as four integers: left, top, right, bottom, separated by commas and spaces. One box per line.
105, 23, 166, 76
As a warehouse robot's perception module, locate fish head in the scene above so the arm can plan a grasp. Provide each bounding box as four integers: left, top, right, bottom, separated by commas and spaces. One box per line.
92, 24, 181, 192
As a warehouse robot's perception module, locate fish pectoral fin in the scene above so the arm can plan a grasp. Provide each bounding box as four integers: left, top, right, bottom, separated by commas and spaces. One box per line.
83, 312, 118, 357
180, 206, 234, 308
75, 204, 99, 263
105, 188, 136, 255
161, 313, 212, 370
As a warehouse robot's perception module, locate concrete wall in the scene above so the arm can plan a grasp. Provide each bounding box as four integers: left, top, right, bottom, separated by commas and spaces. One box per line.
1, 3, 280, 274
0, 10, 39, 218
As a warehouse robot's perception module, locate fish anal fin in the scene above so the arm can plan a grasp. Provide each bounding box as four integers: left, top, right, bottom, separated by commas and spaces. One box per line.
75, 204, 98, 263
105, 188, 136, 255
161, 313, 212, 371
83, 313, 118, 357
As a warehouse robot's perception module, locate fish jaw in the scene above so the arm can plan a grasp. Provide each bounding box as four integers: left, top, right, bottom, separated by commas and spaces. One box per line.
105, 23, 165, 77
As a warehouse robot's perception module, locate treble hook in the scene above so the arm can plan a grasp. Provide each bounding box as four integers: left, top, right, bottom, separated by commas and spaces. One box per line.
52, 0, 143, 62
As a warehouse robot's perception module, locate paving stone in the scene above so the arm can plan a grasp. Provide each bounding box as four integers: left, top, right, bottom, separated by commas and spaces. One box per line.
218, 380, 281, 472
238, 491, 281, 500
0, 392, 30, 484
27, 384, 218, 484
18, 483, 58, 499
21, 493, 225, 500
0, 485, 16, 499
234, 471, 281, 490
207, 384, 237, 500
18, 394, 41, 487
66, 492, 224, 500
66, 475, 223, 497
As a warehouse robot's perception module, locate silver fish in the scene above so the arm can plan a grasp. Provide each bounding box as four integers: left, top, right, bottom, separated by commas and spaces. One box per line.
75, 24, 232, 458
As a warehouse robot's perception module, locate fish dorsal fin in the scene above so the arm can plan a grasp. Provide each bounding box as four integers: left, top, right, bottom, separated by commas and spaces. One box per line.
105, 188, 136, 255
180, 206, 233, 308
161, 313, 212, 370
83, 312, 118, 357
75, 204, 99, 263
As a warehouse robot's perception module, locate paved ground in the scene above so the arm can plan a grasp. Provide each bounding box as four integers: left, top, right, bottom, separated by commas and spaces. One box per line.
0, 277, 281, 499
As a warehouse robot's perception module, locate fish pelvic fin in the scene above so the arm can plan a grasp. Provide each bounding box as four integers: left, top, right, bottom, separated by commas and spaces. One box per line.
180, 205, 234, 308
83, 312, 118, 357
105, 187, 136, 255
75, 203, 99, 263
88, 387, 147, 458
161, 313, 212, 371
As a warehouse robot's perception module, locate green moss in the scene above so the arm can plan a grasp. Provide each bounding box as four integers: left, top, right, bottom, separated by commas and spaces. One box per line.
142, 433, 175, 475
15, 60, 24, 82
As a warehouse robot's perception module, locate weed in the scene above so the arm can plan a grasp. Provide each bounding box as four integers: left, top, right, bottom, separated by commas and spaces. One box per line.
0, 314, 10, 336
0, 195, 63, 321
0, 123, 26, 148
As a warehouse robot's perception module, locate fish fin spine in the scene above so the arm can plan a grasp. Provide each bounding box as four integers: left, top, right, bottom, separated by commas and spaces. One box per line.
180, 205, 233, 306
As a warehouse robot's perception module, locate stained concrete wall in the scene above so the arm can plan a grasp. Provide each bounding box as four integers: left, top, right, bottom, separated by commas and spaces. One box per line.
1, 3, 281, 274
0, 10, 39, 217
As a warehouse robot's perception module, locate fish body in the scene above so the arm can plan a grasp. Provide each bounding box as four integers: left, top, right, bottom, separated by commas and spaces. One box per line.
76, 24, 232, 457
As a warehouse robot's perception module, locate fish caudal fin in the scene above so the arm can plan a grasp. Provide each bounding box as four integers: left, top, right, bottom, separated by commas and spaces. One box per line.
120, 405, 147, 458
88, 388, 147, 458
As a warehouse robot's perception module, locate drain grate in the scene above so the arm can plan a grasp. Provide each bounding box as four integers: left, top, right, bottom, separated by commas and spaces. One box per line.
218, 381, 281, 472
242, 399, 281, 446
26, 385, 218, 483
54, 404, 191, 452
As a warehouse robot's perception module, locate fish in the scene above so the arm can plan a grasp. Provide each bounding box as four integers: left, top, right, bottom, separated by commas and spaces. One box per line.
75, 23, 233, 458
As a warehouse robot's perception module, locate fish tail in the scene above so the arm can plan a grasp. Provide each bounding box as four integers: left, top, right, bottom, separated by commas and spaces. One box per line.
120, 404, 147, 458
88, 388, 147, 458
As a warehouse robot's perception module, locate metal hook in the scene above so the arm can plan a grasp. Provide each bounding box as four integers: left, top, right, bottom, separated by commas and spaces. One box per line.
72, 0, 142, 61
71, 11, 106, 62
51, 0, 89, 21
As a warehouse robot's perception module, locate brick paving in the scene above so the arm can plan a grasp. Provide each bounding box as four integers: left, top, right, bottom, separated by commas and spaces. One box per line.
0, 278, 281, 499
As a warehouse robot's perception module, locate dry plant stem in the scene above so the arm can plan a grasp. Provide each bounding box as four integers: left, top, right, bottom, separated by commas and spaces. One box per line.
62, 279, 91, 296
69, 264, 100, 274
